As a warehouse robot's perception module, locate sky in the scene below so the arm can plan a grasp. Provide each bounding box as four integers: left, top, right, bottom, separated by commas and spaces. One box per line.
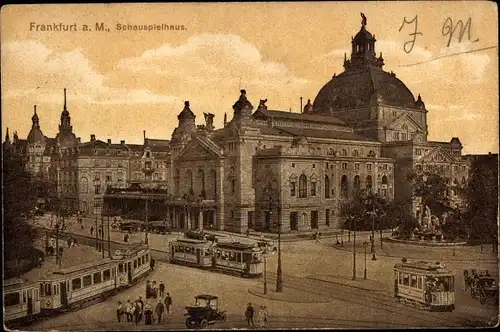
1, 2, 498, 154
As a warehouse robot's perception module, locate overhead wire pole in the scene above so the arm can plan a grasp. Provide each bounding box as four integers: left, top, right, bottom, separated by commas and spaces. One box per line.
101, 213, 105, 259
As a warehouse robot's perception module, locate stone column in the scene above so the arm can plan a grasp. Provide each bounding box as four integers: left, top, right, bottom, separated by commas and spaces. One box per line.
199, 210, 203, 231
212, 209, 217, 230
187, 209, 191, 230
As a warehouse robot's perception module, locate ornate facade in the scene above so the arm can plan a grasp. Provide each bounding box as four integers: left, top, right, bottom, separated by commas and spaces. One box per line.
4, 15, 470, 233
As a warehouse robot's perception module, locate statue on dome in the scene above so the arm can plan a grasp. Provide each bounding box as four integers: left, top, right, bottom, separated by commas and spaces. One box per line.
203, 112, 215, 131
258, 99, 268, 110
361, 13, 367, 27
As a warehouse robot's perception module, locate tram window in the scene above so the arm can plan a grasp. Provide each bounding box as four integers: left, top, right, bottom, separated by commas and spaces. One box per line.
103, 269, 111, 281
142, 255, 145, 264
4, 293, 20, 307
118, 264, 124, 273
112, 268, 115, 278
403, 274, 410, 286
410, 275, 418, 288
229, 252, 236, 262
40, 284, 44, 296
93, 272, 102, 284
449, 277, 455, 291
83, 275, 92, 287
45, 284, 52, 295
28, 289, 33, 299
124, 264, 128, 272
398, 272, 402, 284
53, 285, 57, 296
417, 276, 422, 289
23, 291, 27, 303
72, 278, 82, 290
134, 260, 137, 269
237, 253, 242, 263
34, 289, 39, 301
146, 254, 149, 262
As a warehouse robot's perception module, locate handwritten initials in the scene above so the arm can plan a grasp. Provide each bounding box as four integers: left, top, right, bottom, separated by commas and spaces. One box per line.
399, 15, 423, 54
442, 17, 479, 47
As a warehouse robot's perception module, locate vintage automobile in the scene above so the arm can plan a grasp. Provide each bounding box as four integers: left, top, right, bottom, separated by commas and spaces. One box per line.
119, 221, 143, 233
149, 221, 172, 235
476, 277, 499, 305
184, 295, 227, 329
185, 229, 218, 242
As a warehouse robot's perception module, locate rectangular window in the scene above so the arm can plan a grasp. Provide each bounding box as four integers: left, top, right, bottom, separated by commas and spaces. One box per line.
95, 185, 101, 195
290, 183, 296, 197
367, 164, 372, 171
342, 163, 347, 170
93, 272, 102, 284
118, 264, 124, 273
393, 132, 399, 140
146, 254, 149, 262
103, 269, 111, 281
291, 163, 295, 168
382, 189, 387, 197
45, 284, 52, 295
403, 273, 410, 286
410, 275, 418, 288
417, 276, 422, 289
311, 182, 317, 196
134, 260, 137, 268
401, 133, 407, 141
312, 164, 316, 168
354, 163, 360, 170
72, 278, 82, 290
4, 293, 20, 307
40, 284, 44, 296
83, 275, 92, 287
326, 209, 330, 227
23, 291, 27, 303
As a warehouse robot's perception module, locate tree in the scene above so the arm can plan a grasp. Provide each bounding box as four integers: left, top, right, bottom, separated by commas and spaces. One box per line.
465, 155, 498, 248
3, 148, 40, 277
341, 189, 394, 231
408, 170, 452, 217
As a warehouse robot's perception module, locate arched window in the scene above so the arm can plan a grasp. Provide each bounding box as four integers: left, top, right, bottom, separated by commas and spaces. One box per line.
382, 175, 388, 185
353, 175, 361, 195
366, 175, 373, 191
368, 150, 376, 158
341, 175, 348, 198
340, 149, 347, 156
211, 169, 217, 199
175, 169, 180, 194
299, 174, 307, 198
352, 149, 359, 157
187, 170, 193, 192
198, 169, 205, 198
325, 175, 330, 198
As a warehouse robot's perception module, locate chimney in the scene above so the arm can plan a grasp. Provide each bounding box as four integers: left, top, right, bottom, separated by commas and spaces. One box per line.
143, 130, 146, 143
91, 134, 96, 141
107, 139, 111, 145
120, 140, 125, 145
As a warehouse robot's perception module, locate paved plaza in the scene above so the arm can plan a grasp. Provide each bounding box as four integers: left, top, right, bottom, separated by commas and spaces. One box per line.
24, 214, 499, 330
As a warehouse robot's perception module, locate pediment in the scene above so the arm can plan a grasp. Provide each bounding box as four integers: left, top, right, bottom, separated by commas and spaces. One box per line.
387, 114, 424, 132
176, 136, 222, 161
421, 147, 455, 163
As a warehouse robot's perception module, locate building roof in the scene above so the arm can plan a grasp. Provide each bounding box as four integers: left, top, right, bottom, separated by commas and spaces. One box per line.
275, 126, 375, 142
313, 66, 422, 113
253, 109, 346, 125
178, 101, 196, 120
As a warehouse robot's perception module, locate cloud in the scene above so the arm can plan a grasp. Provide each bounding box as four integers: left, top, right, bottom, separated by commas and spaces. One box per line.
1, 40, 178, 105
426, 103, 485, 121
117, 33, 309, 93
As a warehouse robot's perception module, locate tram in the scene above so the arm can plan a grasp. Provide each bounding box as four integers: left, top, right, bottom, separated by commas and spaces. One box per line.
169, 238, 214, 268
168, 239, 264, 278
394, 259, 455, 311
4, 243, 151, 328
3, 278, 41, 325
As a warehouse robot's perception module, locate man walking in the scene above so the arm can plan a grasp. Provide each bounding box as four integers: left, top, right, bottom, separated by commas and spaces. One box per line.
159, 281, 165, 298
245, 303, 254, 327
164, 293, 172, 314
155, 299, 165, 323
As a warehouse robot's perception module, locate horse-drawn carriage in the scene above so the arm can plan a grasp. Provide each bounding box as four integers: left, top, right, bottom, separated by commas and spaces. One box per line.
463, 269, 499, 305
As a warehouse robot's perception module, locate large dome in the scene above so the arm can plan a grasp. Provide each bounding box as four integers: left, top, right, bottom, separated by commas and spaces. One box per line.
27, 128, 46, 144
311, 67, 420, 113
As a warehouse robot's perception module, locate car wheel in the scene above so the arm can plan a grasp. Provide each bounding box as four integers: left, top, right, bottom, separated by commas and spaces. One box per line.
200, 319, 209, 329
185, 318, 197, 329
221, 312, 227, 322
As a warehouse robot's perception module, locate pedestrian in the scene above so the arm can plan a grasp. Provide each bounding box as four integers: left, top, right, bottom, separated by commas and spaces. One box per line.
155, 299, 165, 323
90, 226, 94, 235
116, 300, 123, 322
152, 280, 157, 298
125, 299, 133, 322
164, 293, 172, 314
133, 301, 141, 325
146, 280, 151, 298
245, 303, 254, 327
74, 238, 79, 246
257, 305, 268, 328
159, 281, 165, 298
246, 228, 250, 237
316, 232, 322, 243
150, 258, 156, 271
144, 301, 153, 325
138, 296, 144, 321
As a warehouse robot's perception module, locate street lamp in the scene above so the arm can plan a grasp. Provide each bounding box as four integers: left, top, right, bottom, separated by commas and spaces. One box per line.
263, 183, 283, 293
263, 250, 268, 295
366, 195, 377, 261
362, 241, 368, 280
351, 214, 356, 280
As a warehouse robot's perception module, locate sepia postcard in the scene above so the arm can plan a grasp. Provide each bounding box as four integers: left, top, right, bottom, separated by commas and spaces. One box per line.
1, 1, 499, 330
